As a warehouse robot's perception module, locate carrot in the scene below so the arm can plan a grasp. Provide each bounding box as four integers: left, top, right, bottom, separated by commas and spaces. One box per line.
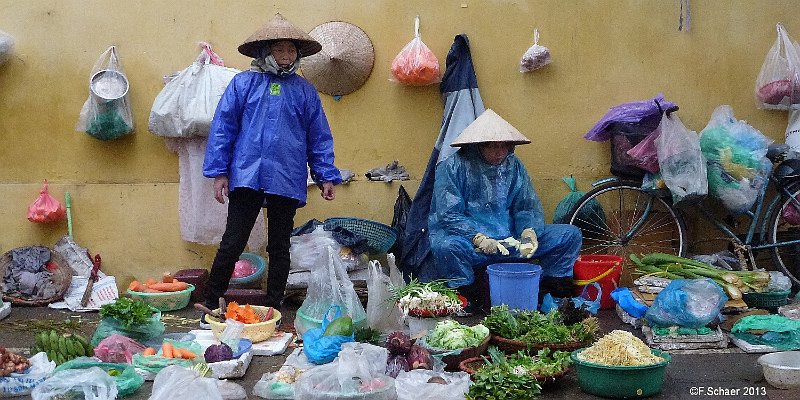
162, 272, 174, 283
161, 342, 174, 359
143, 347, 156, 356
146, 278, 157, 286
143, 288, 164, 293
147, 281, 188, 292
178, 348, 197, 360
128, 281, 142, 292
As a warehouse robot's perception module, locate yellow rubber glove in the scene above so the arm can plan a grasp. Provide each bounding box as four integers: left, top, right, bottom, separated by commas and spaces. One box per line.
519, 228, 539, 258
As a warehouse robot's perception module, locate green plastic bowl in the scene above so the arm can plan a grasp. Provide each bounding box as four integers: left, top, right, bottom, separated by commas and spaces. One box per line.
571, 348, 671, 398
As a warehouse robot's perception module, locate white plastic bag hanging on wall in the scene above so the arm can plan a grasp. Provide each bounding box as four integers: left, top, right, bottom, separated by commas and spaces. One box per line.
76, 46, 134, 140
519, 29, 552, 72
755, 23, 800, 110
0, 30, 14, 66
149, 42, 240, 138
390, 16, 441, 86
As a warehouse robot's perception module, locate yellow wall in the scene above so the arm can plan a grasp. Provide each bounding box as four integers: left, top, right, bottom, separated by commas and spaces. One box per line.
0, 1, 798, 280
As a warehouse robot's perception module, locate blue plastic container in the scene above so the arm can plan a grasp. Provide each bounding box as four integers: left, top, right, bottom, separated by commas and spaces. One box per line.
230, 252, 266, 288
487, 263, 542, 311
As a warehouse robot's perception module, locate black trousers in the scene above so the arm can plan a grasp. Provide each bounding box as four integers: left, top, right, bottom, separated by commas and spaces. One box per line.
204, 188, 298, 310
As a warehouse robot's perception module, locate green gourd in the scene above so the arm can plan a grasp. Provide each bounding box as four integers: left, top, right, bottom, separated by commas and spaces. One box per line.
323, 316, 354, 337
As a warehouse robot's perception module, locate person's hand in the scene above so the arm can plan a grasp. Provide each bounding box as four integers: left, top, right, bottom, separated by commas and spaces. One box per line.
213, 176, 229, 204
519, 228, 539, 258
321, 182, 335, 201
472, 233, 500, 255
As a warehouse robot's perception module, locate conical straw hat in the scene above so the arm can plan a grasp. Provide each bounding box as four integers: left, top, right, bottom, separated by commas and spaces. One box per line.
238, 13, 322, 58
450, 109, 531, 147
301, 21, 374, 96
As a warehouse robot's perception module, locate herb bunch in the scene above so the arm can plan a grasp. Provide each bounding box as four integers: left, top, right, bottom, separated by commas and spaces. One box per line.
99, 298, 154, 328
482, 306, 600, 345
389, 278, 462, 316
466, 346, 543, 400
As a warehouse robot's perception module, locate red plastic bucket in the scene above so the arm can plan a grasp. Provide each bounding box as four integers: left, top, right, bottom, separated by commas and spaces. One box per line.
573, 255, 623, 310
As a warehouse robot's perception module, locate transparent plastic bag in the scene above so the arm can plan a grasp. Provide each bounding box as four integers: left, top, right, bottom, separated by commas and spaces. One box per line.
53, 357, 144, 397
94, 333, 146, 364
655, 112, 708, 204
390, 16, 440, 86
76, 46, 134, 140
645, 278, 727, 329
626, 127, 661, 173
295, 246, 367, 336
294, 344, 394, 400
91, 308, 165, 347
0, 30, 14, 66
150, 365, 223, 400
366, 260, 404, 333
290, 226, 341, 272
27, 180, 66, 223
131, 338, 202, 375
395, 369, 471, 400
0, 352, 55, 398
755, 23, 800, 109
31, 367, 117, 400
149, 42, 240, 138
519, 29, 552, 73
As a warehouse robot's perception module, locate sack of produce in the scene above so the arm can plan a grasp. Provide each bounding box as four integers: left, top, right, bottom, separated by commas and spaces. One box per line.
390, 16, 440, 86
76, 46, 133, 140
519, 29, 552, 73
755, 23, 800, 109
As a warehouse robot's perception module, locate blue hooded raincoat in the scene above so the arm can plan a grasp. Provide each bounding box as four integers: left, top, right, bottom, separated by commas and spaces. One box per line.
428, 145, 581, 287
203, 71, 341, 205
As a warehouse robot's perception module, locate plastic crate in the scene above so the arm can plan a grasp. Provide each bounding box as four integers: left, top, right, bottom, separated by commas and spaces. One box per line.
127, 284, 195, 312
743, 290, 791, 309
323, 217, 397, 253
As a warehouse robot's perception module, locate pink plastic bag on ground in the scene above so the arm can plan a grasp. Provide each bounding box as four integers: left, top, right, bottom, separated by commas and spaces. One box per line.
94, 334, 146, 364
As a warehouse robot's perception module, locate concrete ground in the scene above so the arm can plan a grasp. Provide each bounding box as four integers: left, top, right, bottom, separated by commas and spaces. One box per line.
1, 299, 798, 400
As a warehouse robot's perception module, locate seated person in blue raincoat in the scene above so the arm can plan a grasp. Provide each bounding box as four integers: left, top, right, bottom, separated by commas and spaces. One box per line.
427, 109, 582, 311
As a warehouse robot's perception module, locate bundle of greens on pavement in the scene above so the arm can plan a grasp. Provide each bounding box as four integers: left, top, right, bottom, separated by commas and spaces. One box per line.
482, 305, 599, 345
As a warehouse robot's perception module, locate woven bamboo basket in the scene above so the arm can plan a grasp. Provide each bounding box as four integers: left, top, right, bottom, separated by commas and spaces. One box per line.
0, 248, 72, 306
458, 356, 571, 384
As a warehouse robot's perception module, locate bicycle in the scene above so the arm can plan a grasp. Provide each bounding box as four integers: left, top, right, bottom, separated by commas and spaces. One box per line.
567, 138, 800, 290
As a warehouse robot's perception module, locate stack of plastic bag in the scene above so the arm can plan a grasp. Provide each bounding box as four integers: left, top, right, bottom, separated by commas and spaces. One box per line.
699, 105, 772, 214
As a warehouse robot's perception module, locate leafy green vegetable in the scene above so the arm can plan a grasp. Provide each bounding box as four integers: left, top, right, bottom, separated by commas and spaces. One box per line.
99, 298, 154, 329
467, 346, 543, 400
355, 327, 383, 345
482, 307, 600, 345
426, 320, 489, 350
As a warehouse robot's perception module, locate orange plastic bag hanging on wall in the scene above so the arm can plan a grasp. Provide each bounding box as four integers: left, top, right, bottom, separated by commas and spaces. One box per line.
27, 180, 66, 223
390, 16, 440, 86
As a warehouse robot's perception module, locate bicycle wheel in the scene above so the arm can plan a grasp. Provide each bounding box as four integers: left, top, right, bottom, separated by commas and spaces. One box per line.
567, 180, 687, 259
767, 182, 800, 287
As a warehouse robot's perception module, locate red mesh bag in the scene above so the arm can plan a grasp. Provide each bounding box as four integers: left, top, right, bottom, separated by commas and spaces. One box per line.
27, 180, 66, 223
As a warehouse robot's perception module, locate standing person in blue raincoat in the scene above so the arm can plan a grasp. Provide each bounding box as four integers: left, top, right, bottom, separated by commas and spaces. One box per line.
427, 109, 581, 314
201, 13, 342, 325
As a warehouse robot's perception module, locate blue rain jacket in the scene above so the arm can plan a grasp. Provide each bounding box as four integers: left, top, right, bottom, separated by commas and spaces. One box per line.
426, 146, 581, 286
203, 71, 341, 206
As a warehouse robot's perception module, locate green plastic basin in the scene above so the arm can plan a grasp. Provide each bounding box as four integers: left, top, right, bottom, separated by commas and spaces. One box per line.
571, 348, 671, 398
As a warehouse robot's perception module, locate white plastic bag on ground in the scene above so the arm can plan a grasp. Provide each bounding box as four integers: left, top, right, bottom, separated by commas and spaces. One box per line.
149, 43, 240, 138
366, 259, 404, 333
395, 369, 471, 400
0, 353, 55, 398
31, 366, 116, 400
294, 343, 393, 400
149, 365, 223, 400
0, 30, 14, 66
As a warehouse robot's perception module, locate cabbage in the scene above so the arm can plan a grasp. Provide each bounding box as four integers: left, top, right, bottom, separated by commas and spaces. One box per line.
204, 343, 234, 363
427, 321, 489, 350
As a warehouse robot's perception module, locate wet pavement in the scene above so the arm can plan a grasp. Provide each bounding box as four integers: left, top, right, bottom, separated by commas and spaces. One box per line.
1, 299, 797, 399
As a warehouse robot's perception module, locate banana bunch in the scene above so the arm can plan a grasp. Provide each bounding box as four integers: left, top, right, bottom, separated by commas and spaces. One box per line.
30, 330, 94, 365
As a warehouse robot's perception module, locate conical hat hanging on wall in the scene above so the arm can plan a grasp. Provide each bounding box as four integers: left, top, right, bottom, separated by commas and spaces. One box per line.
450, 109, 531, 147
239, 13, 322, 58
300, 21, 375, 96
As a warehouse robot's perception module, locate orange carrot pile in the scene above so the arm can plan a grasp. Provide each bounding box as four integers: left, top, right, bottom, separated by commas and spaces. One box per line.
225, 302, 262, 324
151, 342, 196, 360
128, 272, 189, 293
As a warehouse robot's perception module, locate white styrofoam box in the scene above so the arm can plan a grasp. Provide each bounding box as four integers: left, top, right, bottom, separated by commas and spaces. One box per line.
189, 329, 253, 379
0, 302, 10, 320
728, 334, 780, 353
189, 329, 292, 357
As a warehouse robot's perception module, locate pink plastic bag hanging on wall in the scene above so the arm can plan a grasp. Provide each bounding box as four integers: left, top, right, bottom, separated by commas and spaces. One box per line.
27, 180, 66, 223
